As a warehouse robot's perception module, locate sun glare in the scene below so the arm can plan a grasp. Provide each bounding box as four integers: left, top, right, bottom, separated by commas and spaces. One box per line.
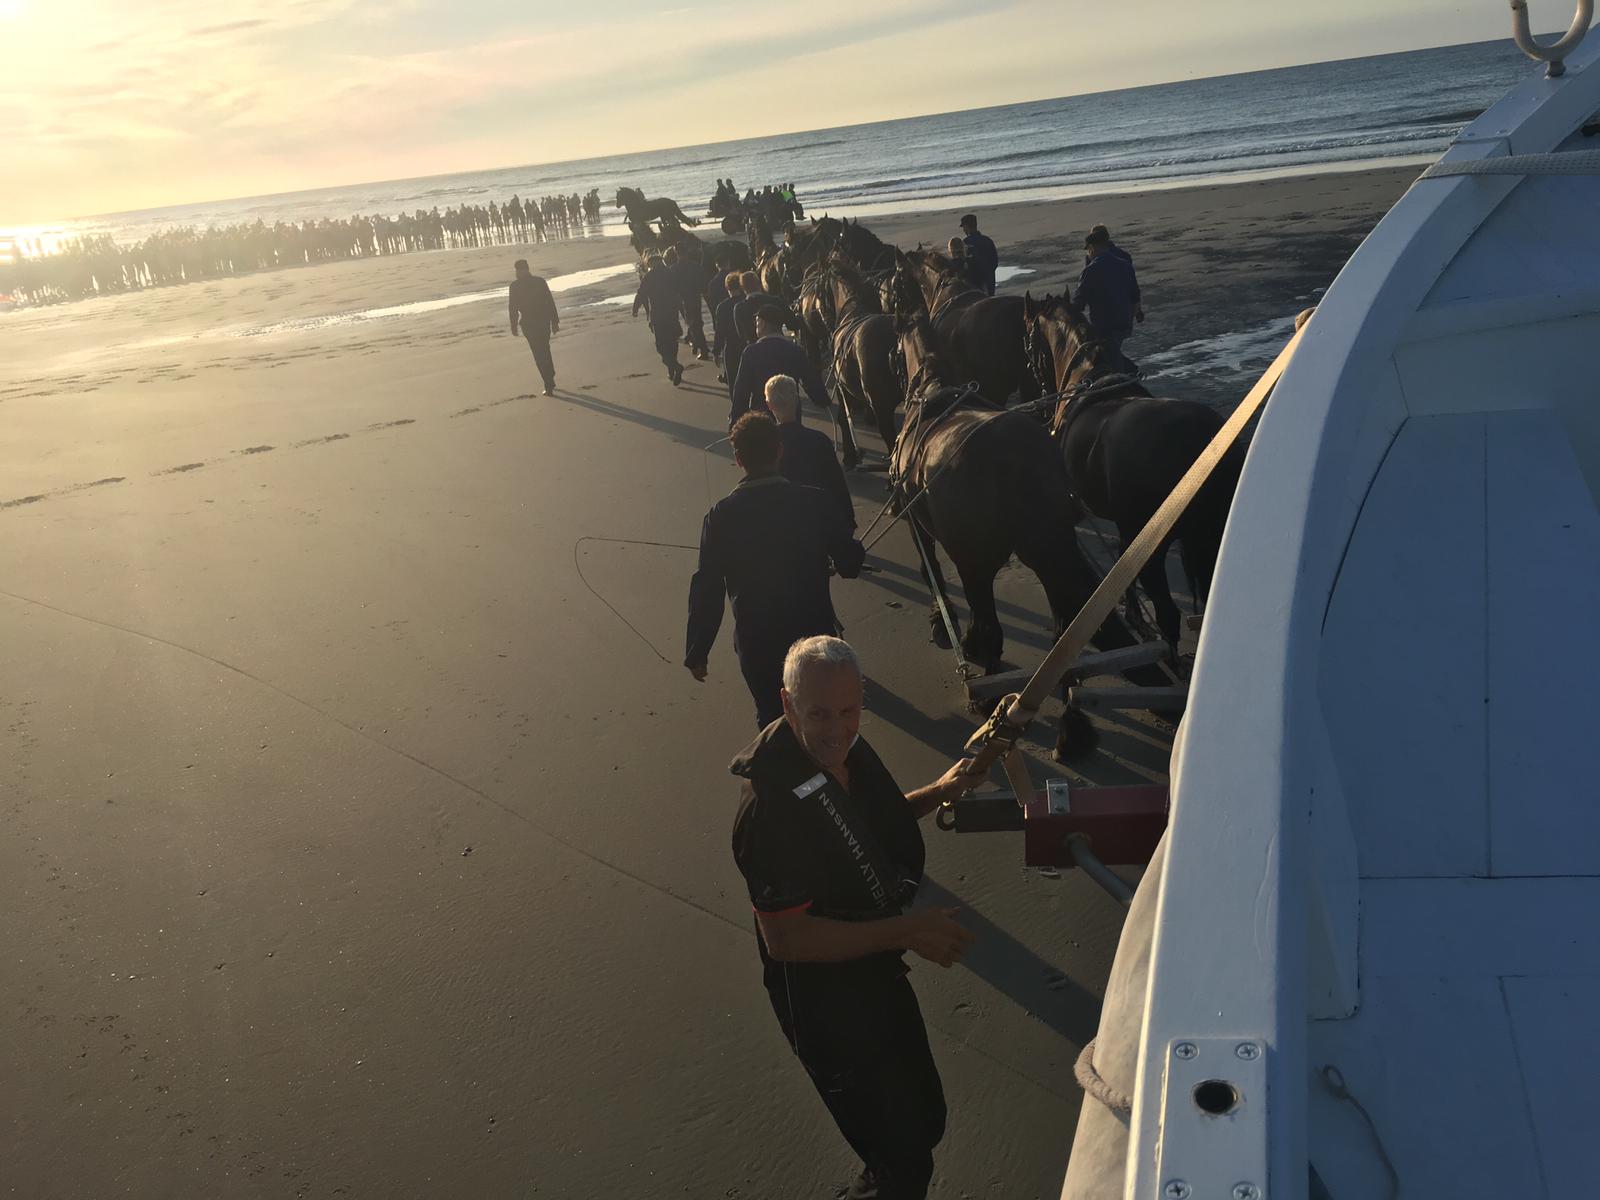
0, 0, 25, 19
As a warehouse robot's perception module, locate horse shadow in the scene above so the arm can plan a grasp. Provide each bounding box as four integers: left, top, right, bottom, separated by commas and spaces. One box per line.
856, 557, 1058, 653
863, 673, 979, 755
550, 388, 724, 452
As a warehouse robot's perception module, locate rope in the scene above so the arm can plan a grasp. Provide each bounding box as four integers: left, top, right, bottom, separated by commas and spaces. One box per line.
1074, 1038, 1133, 1117
572, 535, 697, 665
1319, 1064, 1401, 1199
1420, 148, 1600, 178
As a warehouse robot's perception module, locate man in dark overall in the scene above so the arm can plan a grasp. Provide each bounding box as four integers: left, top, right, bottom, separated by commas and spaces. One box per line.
508, 259, 559, 395
713, 272, 745, 386
685, 413, 864, 727
1075, 226, 1143, 366
632, 255, 684, 386
731, 635, 980, 1200
730, 304, 828, 428
957, 213, 998, 296
664, 246, 710, 360
724, 270, 767, 399
764, 374, 855, 532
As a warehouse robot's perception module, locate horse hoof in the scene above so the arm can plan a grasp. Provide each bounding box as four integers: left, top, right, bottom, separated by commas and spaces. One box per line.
1053, 708, 1100, 762
929, 623, 952, 651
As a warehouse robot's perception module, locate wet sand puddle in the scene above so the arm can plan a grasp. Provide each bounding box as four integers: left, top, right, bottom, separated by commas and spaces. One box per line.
48, 261, 640, 364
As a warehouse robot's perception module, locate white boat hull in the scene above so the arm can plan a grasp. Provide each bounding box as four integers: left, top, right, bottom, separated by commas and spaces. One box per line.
1066, 29, 1600, 1200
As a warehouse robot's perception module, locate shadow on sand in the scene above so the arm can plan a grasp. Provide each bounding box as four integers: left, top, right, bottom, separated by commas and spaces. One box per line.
550, 387, 724, 452
920, 875, 1103, 1048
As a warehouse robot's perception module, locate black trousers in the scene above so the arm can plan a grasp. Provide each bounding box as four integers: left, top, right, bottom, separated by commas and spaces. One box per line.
651, 322, 681, 370
523, 328, 555, 388
740, 652, 786, 728
768, 974, 946, 1200
681, 296, 708, 353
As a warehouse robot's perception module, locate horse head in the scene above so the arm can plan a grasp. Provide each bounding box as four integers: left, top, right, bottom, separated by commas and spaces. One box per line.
1031, 287, 1119, 394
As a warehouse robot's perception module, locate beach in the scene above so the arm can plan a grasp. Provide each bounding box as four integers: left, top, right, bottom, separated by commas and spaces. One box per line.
1, 164, 1414, 1198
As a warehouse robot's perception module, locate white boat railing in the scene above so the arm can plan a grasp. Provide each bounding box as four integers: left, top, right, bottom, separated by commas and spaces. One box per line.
1510, 0, 1593, 75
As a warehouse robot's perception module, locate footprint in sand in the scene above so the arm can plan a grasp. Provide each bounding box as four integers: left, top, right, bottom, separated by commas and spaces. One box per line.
365, 419, 415, 430
293, 433, 350, 447
156, 463, 207, 475
237, 446, 274, 455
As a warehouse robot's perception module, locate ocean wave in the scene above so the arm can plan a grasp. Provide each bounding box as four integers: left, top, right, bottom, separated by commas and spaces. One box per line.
655, 154, 728, 172
772, 137, 849, 153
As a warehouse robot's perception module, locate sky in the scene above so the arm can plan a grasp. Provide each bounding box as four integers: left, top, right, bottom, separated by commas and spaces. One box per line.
0, 0, 1525, 224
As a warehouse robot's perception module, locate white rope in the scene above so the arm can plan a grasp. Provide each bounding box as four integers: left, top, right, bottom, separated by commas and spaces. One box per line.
1420, 148, 1600, 178
1074, 1039, 1132, 1116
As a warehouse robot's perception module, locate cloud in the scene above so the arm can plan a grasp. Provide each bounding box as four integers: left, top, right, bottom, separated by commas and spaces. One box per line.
191, 18, 271, 36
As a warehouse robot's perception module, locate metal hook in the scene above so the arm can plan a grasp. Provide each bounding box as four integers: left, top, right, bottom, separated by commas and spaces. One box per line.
1511, 0, 1594, 76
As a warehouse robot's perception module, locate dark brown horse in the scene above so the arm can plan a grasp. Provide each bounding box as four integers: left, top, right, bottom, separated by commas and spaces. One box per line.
614, 187, 700, 227
783, 216, 843, 292
809, 258, 901, 466
836, 217, 898, 275
1024, 291, 1242, 651
746, 213, 786, 297
891, 249, 1035, 407
893, 314, 1151, 760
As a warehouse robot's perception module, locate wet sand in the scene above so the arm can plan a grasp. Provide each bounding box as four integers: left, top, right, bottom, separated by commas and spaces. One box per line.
0, 164, 1415, 1198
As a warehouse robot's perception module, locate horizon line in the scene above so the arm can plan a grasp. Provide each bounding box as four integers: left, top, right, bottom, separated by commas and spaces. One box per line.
9, 30, 1525, 231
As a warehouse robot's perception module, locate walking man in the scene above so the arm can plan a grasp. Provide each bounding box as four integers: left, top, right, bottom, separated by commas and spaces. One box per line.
664, 247, 710, 360
1076, 226, 1143, 366
765, 375, 854, 532
730, 304, 829, 427
685, 413, 863, 726
731, 635, 980, 1200
632, 255, 684, 386
713, 271, 745, 386
508, 258, 559, 394
957, 213, 998, 296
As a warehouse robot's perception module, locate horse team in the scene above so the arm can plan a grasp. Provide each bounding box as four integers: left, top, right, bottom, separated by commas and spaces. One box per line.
618, 185, 1244, 762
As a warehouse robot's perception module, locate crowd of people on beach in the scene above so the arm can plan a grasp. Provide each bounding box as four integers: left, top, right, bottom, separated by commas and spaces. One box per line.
0, 189, 606, 308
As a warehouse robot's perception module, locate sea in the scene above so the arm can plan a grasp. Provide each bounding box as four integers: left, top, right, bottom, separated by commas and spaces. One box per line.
4, 37, 1538, 254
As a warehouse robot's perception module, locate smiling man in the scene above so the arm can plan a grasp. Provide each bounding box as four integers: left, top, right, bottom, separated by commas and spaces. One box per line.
729, 636, 981, 1200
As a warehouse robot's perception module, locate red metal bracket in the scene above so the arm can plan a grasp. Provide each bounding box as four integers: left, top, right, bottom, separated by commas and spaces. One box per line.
1023, 784, 1169, 869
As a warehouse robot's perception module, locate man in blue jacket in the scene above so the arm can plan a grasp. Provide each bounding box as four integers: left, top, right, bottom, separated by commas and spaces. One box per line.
685, 413, 865, 726
958, 213, 998, 296
1075, 226, 1143, 365
730, 304, 829, 428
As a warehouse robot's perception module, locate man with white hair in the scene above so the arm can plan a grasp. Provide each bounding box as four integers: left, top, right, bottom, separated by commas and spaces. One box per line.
730, 636, 981, 1200
765, 374, 855, 532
